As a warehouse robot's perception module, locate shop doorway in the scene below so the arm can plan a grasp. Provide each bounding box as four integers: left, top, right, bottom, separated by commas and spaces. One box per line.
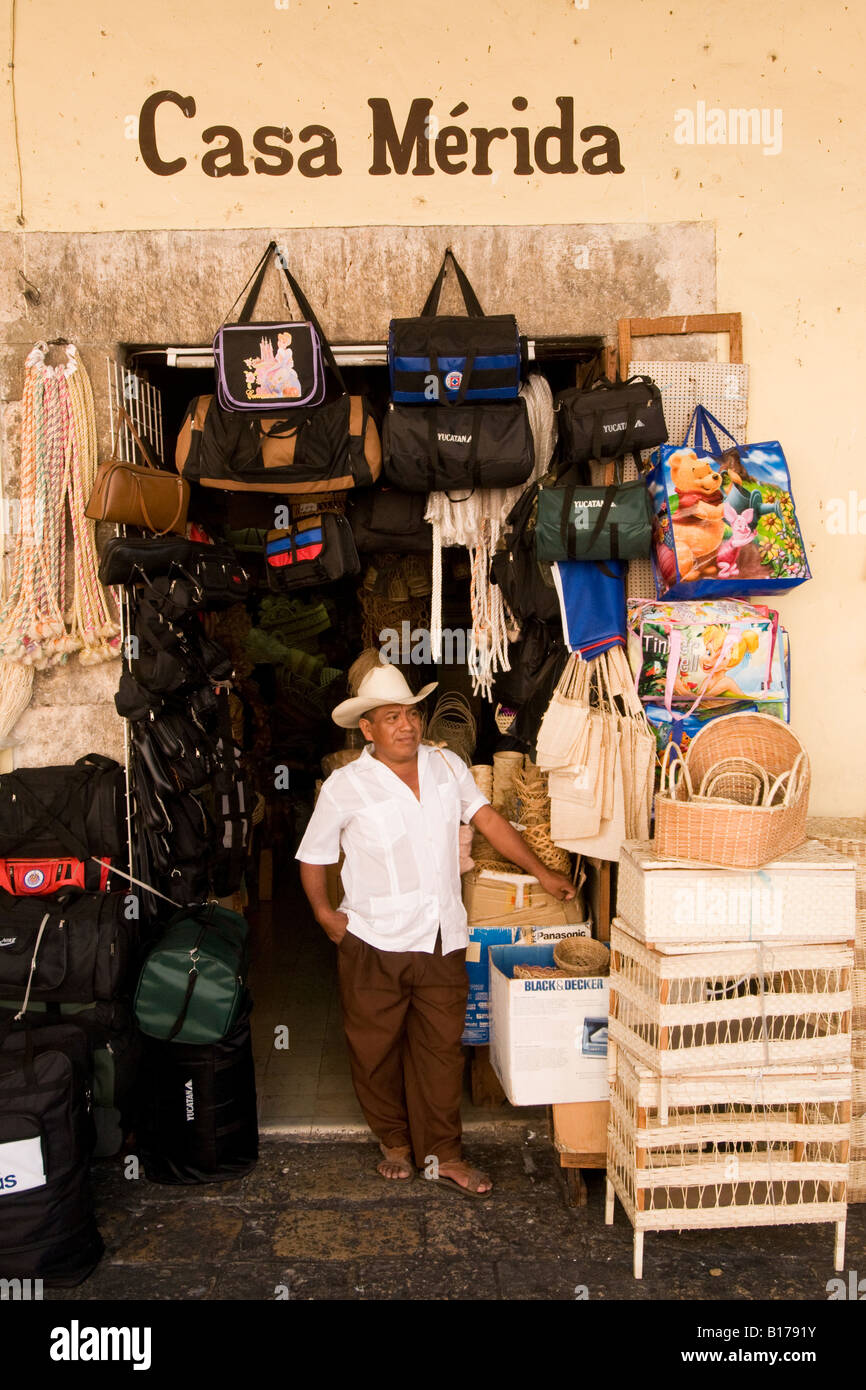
123, 336, 602, 1136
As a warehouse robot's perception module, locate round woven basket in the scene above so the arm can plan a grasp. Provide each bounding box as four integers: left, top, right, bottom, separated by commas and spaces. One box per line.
656, 713, 811, 869
553, 936, 610, 977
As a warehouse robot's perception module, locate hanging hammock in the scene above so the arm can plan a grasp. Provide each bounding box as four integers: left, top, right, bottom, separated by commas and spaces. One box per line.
425, 372, 555, 700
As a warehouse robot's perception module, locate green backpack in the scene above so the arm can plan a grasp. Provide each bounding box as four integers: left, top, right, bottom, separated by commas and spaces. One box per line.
134, 905, 250, 1045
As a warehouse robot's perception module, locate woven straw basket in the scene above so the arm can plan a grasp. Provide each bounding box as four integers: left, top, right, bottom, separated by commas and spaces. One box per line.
655, 714, 810, 869
553, 936, 610, 977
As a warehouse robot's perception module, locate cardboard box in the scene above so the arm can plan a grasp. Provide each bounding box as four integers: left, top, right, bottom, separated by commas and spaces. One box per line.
521, 920, 592, 945
488, 943, 610, 1105
461, 925, 521, 1045
463, 869, 586, 929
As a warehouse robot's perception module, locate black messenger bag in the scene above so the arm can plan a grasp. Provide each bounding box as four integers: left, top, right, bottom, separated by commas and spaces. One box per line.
383, 399, 534, 494
556, 374, 667, 465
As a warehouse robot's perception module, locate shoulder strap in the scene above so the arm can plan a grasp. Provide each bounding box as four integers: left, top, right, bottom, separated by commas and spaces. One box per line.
115, 405, 161, 470
224, 242, 347, 394
421, 248, 485, 318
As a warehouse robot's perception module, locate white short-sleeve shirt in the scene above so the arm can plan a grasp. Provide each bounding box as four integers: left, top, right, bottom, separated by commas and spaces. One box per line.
296, 742, 488, 953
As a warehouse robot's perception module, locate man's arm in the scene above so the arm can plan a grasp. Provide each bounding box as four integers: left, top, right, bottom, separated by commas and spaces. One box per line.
298, 861, 349, 944
470, 804, 576, 901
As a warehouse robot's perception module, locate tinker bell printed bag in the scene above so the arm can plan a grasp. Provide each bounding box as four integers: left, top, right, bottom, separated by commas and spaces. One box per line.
646, 406, 811, 599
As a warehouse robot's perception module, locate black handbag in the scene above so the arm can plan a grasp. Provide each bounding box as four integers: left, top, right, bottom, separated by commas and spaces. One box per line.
176, 391, 382, 494
132, 712, 214, 794
555, 374, 667, 464
347, 486, 433, 553
383, 399, 534, 494
99, 537, 251, 610
265, 511, 360, 591
389, 249, 522, 404
490, 484, 560, 626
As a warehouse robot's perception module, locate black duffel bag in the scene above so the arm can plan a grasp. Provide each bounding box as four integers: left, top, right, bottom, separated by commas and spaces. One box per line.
347, 486, 433, 553
0, 755, 126, 863
176, 392, 382, 495
139, 1007, 258, 1185
0, 890, 135, 1005
0, 1020, 103, 1284
383, 399, 534, 494
389, 248, 522, 405
556, 374, 667, 465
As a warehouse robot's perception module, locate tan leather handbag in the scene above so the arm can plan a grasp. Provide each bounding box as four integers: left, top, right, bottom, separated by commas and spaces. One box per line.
85, 406, 190, 536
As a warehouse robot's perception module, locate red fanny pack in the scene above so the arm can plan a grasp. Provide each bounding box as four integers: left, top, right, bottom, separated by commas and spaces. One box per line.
0, 857, 113, 896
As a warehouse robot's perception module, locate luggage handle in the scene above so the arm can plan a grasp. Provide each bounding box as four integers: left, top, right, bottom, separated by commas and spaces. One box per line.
558, 481, 622, 561
425, 407, 482, 493
591, 401, 643, 462
420, 248, 485, 318
223, 241, 348, 396
425, 343, 477, 408
113, 404, 165, 471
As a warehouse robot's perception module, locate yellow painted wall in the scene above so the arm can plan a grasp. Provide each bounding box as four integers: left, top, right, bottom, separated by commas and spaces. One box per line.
2, 0, 864, 812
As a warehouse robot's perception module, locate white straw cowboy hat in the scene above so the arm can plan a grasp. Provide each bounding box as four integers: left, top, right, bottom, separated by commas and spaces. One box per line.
331, 664, 437, 729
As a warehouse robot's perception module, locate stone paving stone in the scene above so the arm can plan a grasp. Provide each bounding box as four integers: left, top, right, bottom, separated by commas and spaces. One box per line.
357, 1257, 500, 1300
108, 1203, 246, 1264
45, 1268, 218, 1301
56, 1138, 866, 1300
272, 1206, 423, 1259
212, 1261, 360, 1301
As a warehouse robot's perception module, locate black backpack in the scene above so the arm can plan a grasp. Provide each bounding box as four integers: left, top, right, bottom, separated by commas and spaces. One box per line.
0, 1021, 103, 1284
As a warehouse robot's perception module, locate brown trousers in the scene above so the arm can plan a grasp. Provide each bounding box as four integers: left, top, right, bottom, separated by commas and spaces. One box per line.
337, 929, 469, 1169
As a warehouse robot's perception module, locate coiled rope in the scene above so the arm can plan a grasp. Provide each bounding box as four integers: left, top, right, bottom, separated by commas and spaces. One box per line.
0, 343, 119, 719
425, 373, 555, 700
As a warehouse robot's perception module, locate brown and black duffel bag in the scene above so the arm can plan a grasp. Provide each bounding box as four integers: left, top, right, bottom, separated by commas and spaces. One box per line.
175, 393, 382, 495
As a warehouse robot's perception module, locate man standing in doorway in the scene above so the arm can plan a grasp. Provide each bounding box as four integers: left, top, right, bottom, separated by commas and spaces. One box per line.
297, 663, 576, 1197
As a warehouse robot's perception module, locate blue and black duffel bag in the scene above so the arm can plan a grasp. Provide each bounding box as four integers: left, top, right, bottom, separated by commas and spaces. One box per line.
388, 249, 523, 405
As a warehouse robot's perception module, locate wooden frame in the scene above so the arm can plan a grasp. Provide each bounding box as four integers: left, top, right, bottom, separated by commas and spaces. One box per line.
617, 313, 744, 376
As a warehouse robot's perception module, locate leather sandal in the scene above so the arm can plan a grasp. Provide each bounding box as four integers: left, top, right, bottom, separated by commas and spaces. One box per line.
427, 1161, 493, 1199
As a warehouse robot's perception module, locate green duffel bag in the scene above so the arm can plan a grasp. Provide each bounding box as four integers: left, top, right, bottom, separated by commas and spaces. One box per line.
535, 476, 653, 563
134, 905, 250, 1045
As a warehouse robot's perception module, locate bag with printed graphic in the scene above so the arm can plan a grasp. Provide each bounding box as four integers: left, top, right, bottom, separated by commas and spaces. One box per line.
627, 598, 786, 712
647, 405, 810, 598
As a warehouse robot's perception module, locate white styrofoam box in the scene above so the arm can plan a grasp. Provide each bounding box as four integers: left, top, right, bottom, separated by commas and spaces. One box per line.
616, 839, 857, 945
488, 943, 609, 1105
